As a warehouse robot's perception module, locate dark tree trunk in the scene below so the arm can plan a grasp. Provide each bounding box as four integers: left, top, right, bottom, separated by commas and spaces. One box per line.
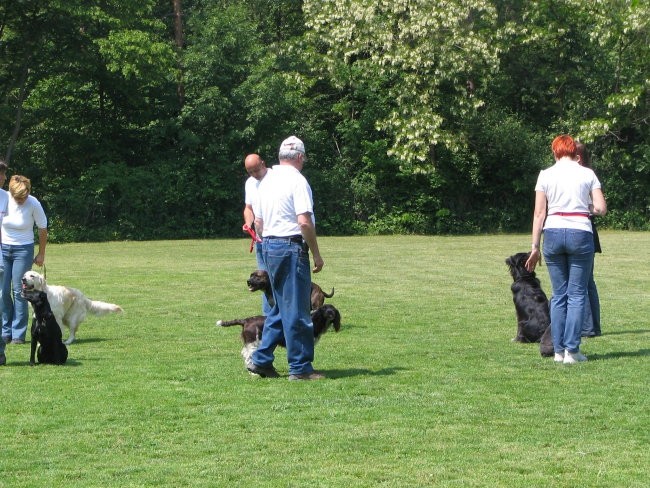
5, 63, 30, 165
172, 0, 185, 107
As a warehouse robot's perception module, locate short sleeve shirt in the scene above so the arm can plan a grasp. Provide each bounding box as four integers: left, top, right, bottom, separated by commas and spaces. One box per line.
253, 164, 314, 237
1, 195, 47, 245
535, 157, 601, 232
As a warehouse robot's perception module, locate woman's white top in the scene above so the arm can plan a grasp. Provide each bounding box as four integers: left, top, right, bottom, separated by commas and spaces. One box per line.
535, 157, 601, 233
1, 195, 47, 245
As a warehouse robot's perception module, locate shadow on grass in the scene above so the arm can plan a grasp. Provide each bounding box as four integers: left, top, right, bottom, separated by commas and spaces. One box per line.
64, 337, 108, 344
599, 329, 650, 336
2, 337, 104, 367
323, 366, 407, 379
588, 349, 650, 361
3, 359, 82, 367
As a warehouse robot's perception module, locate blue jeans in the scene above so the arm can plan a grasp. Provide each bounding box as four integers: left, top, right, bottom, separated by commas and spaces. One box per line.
2, 244, 35, 342
252, 237, 314, 375
581, 260, 601, 336
542, 229, 594, 354
255, 242, 272, 316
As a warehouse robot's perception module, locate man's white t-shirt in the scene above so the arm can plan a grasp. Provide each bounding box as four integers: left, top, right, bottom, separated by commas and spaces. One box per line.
253, 164, 314, 237
245, 176, 261, 206
245, 167, 273, 206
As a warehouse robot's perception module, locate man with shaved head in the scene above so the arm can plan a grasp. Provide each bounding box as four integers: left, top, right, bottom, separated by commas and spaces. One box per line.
243, 153, 271, 315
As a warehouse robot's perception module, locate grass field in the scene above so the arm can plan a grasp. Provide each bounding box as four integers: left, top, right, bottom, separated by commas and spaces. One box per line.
1, 232, 648, 487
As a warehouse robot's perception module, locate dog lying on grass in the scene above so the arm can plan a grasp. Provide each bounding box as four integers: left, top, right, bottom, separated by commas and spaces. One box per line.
505, 252, 553, 357
216, 304, 342, 368
21, 289, 68, 365
246, 270, 335, 311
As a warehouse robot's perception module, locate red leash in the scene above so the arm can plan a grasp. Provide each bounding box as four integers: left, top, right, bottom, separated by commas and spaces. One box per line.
243, 224, 262, 253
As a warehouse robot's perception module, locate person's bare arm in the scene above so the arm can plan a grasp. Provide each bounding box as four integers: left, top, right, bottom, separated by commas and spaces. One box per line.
244, 204, 255, 229
298, 213, 323, 273
590, 188, 607, 216
525, 191, 547, 272
254, 217, 264, 238
34, 228, 47, 266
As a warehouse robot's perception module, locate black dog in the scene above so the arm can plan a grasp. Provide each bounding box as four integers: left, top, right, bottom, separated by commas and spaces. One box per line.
505, 252, 553, 357
247, 270, 334, 311
22, 289, 68, 365
216, 304, 342, 368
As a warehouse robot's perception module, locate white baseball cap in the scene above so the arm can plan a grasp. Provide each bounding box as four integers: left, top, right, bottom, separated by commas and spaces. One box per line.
279, 135, 305, 155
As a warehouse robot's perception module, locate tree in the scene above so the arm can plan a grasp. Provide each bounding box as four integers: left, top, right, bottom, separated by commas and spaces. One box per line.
0, 0, 48, 165
304, 0, 500, 170
1, 0, 647, 240
493, 0, 650, 229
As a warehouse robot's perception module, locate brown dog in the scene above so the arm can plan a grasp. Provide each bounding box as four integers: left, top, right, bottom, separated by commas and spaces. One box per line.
247, 270, 334, 311
216, 304, 342, 369
310, 283, 335, 310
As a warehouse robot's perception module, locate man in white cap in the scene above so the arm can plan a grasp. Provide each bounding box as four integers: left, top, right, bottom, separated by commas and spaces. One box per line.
248, 136, 325, 380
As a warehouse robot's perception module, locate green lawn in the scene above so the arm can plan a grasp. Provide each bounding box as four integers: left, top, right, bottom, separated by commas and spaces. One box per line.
1, 232, 648, 487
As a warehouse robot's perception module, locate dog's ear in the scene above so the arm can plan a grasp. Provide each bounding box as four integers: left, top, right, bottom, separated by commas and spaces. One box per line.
333, 309, 341, 332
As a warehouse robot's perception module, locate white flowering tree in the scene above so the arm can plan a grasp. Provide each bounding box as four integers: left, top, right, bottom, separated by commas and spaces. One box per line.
304, 0, 500, 171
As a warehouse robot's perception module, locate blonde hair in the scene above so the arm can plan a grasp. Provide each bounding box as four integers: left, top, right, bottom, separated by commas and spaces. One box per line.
9, 175, 31, 201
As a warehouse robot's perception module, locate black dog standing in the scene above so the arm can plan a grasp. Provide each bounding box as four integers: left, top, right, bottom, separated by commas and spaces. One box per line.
21, 289, 68, 365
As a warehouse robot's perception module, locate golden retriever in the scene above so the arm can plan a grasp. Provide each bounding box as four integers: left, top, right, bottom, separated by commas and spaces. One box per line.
22, 270, 123, 344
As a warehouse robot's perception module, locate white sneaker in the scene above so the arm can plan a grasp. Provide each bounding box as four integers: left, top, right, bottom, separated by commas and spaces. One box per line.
563, 351, 588, 364
553, 352, 565, 363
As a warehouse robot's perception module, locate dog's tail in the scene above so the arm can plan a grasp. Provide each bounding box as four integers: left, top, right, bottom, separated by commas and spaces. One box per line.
323, 288, 335, 299
216, 319, 247, 328
88, 300, 123, 316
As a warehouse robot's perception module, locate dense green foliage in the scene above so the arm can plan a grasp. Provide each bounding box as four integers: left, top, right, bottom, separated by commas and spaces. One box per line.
1, 0, 648, 242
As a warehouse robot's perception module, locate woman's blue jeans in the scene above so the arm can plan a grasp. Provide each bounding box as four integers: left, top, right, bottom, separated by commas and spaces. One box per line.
1, 243, 35, 342
252, 237, 314, 375
581, 260, 601, 336
542, 229, 594, 354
